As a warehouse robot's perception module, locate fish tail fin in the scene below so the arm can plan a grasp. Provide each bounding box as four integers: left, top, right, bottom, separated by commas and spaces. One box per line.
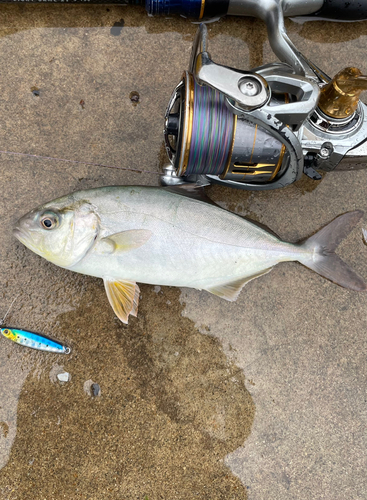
298, 210, 367, 291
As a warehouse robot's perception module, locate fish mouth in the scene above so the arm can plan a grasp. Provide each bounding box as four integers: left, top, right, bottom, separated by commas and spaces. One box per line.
13, 226, 25, 242
13, 225, 44, 258
13, 226, 32, 248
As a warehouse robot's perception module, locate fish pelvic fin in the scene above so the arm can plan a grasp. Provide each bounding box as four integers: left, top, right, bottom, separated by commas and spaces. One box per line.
299, 210, 367, 291
104, 278, 140, 324
205, 268, 274, 301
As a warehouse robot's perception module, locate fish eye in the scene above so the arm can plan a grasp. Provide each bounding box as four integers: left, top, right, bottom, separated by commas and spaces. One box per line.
40, 212, 59, 230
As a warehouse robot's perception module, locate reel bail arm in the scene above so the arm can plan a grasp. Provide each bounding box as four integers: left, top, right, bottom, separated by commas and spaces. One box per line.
189, 24, 269, 112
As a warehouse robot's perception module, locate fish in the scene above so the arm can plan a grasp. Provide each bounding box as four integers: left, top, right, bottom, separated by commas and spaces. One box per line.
13, 185, 366, 324
363, 228, 367, 245
1, 327, 71, 353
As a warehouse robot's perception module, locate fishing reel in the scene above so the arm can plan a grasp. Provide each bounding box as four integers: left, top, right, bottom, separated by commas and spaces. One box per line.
162, 24, 367, 190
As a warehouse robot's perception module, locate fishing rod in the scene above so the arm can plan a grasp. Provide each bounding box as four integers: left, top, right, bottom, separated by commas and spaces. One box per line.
2, 0, 366, 76
2, 0, 366, 23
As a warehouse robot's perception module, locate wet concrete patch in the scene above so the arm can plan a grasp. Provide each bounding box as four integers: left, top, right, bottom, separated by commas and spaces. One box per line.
0, 347, 34, 472
110, 18, 125, 36
0, 285, 254, 499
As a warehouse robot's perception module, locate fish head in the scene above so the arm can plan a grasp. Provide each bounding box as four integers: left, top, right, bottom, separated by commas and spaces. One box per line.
1, 328, 16, 341
13, 195, 100, 268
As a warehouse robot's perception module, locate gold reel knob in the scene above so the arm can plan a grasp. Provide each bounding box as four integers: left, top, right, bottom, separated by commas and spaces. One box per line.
318, 67, 367, 119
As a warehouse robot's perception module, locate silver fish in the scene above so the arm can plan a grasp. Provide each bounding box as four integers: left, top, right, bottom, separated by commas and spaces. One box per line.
13, 186, 366, 324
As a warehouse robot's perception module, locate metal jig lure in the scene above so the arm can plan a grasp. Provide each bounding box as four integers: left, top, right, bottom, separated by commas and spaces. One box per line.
0, 298, 71, 354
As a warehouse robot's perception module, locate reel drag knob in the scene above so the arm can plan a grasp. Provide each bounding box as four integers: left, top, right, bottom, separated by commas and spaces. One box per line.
318, 67, 367, 119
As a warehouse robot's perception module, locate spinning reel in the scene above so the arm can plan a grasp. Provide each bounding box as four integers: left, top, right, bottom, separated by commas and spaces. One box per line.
161, 16, 367, 190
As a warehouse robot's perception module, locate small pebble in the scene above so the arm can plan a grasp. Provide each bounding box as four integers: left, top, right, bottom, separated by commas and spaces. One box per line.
31, 86, 40, 97
129, 91, 140, 105
83, 379, 101, 397
91, 383, 101, 397
57, 372, 70, 382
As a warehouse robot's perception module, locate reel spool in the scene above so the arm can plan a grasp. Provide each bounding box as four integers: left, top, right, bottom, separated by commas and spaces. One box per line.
164, 71, 290, 187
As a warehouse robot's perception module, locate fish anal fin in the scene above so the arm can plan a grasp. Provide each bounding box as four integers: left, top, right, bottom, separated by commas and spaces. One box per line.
96, 229, 152, 255
103, 278, 140, 324
205, 268, 273, 302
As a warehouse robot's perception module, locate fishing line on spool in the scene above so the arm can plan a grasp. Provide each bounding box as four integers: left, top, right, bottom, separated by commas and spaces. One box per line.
185, 78, 235, 177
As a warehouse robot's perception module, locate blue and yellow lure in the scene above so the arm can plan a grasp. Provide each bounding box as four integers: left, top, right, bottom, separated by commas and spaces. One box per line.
0, 297, 71, 354
1, 327, 71, 354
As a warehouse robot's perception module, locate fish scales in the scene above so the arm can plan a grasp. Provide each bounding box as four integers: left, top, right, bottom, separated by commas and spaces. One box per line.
70, 187, 295, 285
79, 186, 278, 249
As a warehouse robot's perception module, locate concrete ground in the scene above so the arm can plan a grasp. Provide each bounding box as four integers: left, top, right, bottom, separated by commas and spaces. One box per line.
0, 5, 366, 500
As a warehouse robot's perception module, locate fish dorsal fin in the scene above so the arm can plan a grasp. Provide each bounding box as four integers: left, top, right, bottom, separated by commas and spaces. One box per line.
95, 229, 152, 255
205, 268, 274, 302
103, 278, 140, 324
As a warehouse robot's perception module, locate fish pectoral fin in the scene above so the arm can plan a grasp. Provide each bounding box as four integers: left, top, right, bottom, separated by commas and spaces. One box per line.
96, 229, 152, 255
103, 278, 140, 324
205, 268, 274, 302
